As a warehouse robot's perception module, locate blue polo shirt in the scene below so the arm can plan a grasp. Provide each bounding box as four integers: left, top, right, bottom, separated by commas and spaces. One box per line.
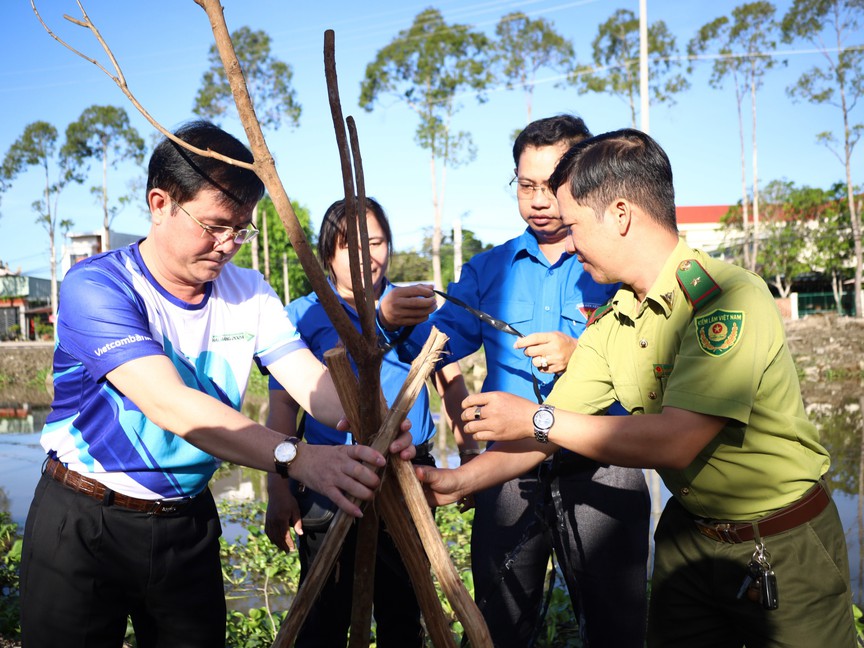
44, 243, 305, 499
270, 280, 436, 447
384, 229, 619, 403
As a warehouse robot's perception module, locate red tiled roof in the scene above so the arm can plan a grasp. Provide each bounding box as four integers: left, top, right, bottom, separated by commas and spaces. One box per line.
676, 205, 729, 224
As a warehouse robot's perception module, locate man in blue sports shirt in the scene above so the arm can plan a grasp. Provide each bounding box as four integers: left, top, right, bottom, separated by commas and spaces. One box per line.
19, 120, 415, 647
379, 115, 650, 647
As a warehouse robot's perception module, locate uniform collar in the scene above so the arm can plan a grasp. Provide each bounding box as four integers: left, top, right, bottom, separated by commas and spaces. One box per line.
611, 238, 697, 321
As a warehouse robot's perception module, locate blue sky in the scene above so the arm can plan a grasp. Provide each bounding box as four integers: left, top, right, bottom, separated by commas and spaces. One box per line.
1, 0, 860, 278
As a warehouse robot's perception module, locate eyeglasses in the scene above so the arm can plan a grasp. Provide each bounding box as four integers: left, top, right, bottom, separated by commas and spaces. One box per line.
510, 177, 556, 202
168, 194, 259, 245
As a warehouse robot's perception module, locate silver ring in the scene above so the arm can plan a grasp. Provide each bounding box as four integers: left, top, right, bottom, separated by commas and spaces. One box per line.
473, 406, 482, 421
539, 356, 549, 370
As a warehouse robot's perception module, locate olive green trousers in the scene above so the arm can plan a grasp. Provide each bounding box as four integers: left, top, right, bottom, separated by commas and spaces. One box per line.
648, 492, 857, 647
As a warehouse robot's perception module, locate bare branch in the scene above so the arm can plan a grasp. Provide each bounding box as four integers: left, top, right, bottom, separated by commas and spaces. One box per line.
31, 1, 252, 170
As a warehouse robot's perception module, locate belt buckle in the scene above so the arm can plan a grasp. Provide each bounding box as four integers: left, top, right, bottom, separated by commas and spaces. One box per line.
148, 497, 191, 516
697, 521, 741, 543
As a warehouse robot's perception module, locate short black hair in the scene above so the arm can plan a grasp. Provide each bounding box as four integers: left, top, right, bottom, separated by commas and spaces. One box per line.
146, 120, 264, 208
549, 128, 678, 232
317, 197, 392, 275
512, 114, 592, 167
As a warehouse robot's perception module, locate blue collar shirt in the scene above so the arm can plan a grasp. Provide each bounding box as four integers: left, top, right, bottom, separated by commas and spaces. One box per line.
271, 279, 436, 446
386, 229, 619, 402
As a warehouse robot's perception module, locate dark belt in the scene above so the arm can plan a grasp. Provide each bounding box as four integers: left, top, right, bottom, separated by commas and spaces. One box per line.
44, 457, 195, 516
693, 480, 831, 544
415, 440, 433, 457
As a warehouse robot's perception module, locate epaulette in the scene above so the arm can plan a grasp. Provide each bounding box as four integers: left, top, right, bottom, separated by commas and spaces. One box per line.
586, 301, 614, 327
675, 259, 721, 311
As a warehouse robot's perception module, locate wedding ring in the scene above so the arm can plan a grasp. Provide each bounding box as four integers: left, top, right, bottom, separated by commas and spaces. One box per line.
473, 406, 482, 421
539, 356, 549, 370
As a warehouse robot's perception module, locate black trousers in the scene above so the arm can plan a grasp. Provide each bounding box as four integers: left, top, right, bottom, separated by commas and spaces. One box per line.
295, 517, 424, 648
294, 451, 436, 648
20, 472, 225, 648
471, 459, 650, 648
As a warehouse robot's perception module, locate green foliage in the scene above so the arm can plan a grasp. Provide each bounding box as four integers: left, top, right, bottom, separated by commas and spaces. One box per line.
492, 12, 573, 123
719, 179, 856, 296
4, 324, 21, 341
219, 500, 300, 643
35, 321, 54, 340
231, 196, 315, 302
688, 2, 781, 90
194, 26, 300, 133
359, 8, 492, 168
781, 0, 864, 113
0, 513, 22, 637
781, 0, 864, 316
389, 227, 493, 285
0, 120, 79, 234
754, 179, 814, 296
572, 8, 689, 127
61, 105, 145, 238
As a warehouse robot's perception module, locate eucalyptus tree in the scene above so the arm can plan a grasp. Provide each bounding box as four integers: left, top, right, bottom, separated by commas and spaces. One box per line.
688, 2, 781, 272
492, 11, 574, 125
571, 7, 689, 128
360, 8, 492, 291
62, 105, 145, 252
194, 25, 301, 281
782, 0, 864, 318
1, 121, 78, 320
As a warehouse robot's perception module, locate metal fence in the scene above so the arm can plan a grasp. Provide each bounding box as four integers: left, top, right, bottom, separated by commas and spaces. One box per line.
797, 291, 856, 317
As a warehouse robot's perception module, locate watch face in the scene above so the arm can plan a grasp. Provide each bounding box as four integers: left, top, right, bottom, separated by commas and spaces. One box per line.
274, 440, 298, 463
533, 408, 554, 429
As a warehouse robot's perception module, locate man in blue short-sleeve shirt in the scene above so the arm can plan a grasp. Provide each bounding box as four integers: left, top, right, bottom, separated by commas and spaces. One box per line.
379, 115, 650, 648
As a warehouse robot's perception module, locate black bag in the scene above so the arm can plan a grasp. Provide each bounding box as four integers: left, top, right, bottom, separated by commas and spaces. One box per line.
289, 479, 337, 534
287, 415, 338, 533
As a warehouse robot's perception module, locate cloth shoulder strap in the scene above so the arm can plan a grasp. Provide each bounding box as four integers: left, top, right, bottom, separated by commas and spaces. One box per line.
586, 301, 614, 327
675, 259, 722, 311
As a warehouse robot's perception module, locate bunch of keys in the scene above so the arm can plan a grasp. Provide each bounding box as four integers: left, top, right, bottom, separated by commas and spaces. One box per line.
736, 542, 779, 610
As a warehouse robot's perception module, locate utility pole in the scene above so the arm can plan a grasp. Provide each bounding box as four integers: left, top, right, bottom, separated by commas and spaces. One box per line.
639, 0, 650, 134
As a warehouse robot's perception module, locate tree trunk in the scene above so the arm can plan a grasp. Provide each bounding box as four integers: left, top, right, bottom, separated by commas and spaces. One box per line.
430, 154, 443, 291
750, 66, 760, 272
102, 143, 111, 252
262, 209, 270, 282
453, 213, 463, 283
251, 203, 260, 272
735, 77, 751, 270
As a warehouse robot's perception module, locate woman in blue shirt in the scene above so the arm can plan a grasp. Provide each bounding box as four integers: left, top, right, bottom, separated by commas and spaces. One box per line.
265, 197, 473, 647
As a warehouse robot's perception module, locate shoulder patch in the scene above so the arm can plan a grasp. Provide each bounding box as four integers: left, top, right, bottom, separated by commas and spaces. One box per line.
695, 309, 744, 356
586, 302, 613, 327
676, 259, 721, 311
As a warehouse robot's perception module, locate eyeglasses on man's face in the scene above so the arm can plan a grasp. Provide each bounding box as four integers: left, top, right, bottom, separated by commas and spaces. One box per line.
509, 177, 556, 202
168, 194, 259, 245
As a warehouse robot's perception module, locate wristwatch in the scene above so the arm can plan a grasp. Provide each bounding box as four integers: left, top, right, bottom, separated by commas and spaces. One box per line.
273, 436, 300, 478
532, 405, 555, 444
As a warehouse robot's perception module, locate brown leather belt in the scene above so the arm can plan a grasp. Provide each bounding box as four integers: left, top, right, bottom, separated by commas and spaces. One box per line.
693, 480, 831, 544
45, 458, 195, 516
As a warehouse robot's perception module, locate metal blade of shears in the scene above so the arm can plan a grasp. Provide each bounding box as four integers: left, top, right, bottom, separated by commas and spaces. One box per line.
432, 289, 524, 338
432, 289, 544, 403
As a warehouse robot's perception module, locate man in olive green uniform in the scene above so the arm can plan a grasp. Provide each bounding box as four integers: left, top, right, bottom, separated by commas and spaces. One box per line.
415, 128, 857, 647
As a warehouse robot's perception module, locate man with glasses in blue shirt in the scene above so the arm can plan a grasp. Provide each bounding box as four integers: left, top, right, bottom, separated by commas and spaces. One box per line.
378, 115, 650, 647
19, 120, 416, 647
